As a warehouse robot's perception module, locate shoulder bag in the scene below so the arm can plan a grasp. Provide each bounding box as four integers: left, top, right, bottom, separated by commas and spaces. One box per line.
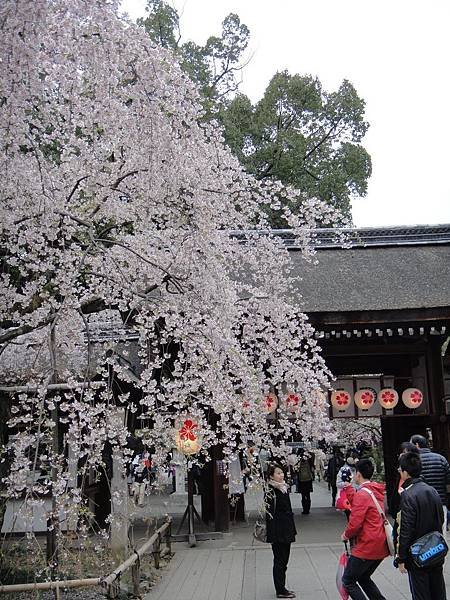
254, 489, 277, 543
409, 530, 448, 568
361, 487, 395, 556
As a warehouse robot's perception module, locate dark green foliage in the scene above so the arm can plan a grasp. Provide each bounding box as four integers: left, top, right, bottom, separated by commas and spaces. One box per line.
220, 73, 371, 223
139, 3, 371, 225
139, 3, 249, 119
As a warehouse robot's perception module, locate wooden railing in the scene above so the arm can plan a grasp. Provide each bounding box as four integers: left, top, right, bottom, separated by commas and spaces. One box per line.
0, 518, 172, 599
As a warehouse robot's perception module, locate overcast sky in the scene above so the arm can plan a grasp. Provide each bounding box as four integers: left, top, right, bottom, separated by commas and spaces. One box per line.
121, 0, 450, 228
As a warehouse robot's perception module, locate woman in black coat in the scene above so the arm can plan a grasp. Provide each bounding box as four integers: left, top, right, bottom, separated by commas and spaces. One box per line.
265, 464, 297, 599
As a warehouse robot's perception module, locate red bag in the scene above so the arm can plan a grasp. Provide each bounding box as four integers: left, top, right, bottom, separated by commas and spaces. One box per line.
336, 542, 349, 600
335, 487, 351, 511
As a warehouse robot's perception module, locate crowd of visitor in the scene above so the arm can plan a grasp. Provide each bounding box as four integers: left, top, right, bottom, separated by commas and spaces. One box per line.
264, 434, 450, 600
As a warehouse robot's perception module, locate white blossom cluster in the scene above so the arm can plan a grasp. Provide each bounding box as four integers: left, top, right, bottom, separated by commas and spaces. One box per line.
0, 0, 340, 512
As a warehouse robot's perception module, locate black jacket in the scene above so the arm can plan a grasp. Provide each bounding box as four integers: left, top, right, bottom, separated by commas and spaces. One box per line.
327, 455, 343, 484
398, 477, 444, 566
265, 485, 297, 544
418, 448, 450, 504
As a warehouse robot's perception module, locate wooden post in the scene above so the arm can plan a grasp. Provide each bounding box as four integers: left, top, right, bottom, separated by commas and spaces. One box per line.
152, 533, 161, 569
165, 518, 172, 555
131, 558, 140, 596
109, 408, 129, 562
106, 581, 119, 599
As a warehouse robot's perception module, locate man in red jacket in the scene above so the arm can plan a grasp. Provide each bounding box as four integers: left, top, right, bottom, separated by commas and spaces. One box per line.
341, 458, 389, 600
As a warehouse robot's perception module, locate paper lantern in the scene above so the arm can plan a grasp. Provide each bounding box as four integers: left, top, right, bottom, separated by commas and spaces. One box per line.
330, 390, 352, 411
378, 388, 399, 409
284, 392, 301, 412
402, 388, 423, 409
175, 418, 201, 455
262, 393, 278, 414
354, 388, 376, 410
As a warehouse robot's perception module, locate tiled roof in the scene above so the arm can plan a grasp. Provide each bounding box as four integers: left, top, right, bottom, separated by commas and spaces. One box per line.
231, 224, 450, 249
287, 225, 450, 313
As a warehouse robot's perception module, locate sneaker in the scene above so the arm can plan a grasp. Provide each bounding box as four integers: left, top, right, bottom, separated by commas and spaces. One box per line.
276, 592, 296, 599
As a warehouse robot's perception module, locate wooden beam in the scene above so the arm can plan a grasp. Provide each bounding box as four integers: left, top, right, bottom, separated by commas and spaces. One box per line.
309, 306, 450, 327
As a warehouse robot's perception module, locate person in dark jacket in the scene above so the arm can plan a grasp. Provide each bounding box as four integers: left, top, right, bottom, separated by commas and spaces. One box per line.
391, 442, 420, 548
397, 451, 446, 600
410, 434, 450, 531
295, 449, 314, 514
266, 464, 297, 599
410, 434, 450, 502
326, 446, 343, 507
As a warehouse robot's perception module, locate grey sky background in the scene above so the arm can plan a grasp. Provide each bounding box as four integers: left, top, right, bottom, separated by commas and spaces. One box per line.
121, 0, 450, 228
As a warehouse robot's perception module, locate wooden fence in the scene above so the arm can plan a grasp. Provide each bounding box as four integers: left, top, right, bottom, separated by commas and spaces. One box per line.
0, 518, 172, 598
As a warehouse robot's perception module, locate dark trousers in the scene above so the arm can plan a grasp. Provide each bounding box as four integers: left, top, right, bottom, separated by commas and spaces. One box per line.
342, 555, 386, 600
271, 542, 291, 594
301, 491, 311, 514
407, 564, 447, 600
331, 482, 337, 506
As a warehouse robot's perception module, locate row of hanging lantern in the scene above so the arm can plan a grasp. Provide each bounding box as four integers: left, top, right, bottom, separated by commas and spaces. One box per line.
174, 391, 305, 455
243, 392, 303, 414
261, 392, 304, 413
330, 387, 424, 411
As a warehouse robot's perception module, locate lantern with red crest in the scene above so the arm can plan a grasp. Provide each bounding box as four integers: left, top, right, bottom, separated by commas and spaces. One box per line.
402, 388, 423, 409
330, 390, 352, 411
354, 388, 376, 411
284, 392, 301, 412
378, 388, 399, 409
262, 393, 278, 414
175, 417, 202, 455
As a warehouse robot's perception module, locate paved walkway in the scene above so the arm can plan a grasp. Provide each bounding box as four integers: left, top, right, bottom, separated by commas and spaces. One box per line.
141, 482, 450, 600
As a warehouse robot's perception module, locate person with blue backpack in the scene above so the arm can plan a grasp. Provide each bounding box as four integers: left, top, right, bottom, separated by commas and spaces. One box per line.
396, 451, 447, 600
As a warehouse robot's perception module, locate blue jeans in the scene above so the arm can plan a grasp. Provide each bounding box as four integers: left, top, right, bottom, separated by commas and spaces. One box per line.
342, 555, 386, 600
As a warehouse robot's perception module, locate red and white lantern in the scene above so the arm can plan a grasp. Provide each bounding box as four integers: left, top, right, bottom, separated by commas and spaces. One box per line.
378, 388, 399, 409
175, 418, 201, 455
284, 392, 301, 412
330, 390, 352, 411
262, 393, 278, 414
354, 388, 376, 410
402, 388, 423, 409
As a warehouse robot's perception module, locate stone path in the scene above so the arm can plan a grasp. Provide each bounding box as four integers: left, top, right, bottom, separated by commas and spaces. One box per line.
147, 544, 420, 600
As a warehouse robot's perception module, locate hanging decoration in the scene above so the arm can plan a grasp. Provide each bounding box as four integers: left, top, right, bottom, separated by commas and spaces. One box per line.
175, 418, 201, 455
262, 393, 278, 414
354, 388, 376, 410
378, 388, 399, 409
402, 388, 424, 409
284, 392, 301, 412
330, 390, 352, 411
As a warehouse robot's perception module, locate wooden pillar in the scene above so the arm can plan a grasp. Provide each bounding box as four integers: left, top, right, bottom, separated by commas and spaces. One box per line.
199, 459, 214, 525
381, 415, 428, 514
426, 337, 450, 456
212, 446, 229, 532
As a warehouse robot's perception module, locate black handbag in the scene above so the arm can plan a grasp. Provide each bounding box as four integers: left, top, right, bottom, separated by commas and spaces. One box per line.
409, 530, 448, 568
